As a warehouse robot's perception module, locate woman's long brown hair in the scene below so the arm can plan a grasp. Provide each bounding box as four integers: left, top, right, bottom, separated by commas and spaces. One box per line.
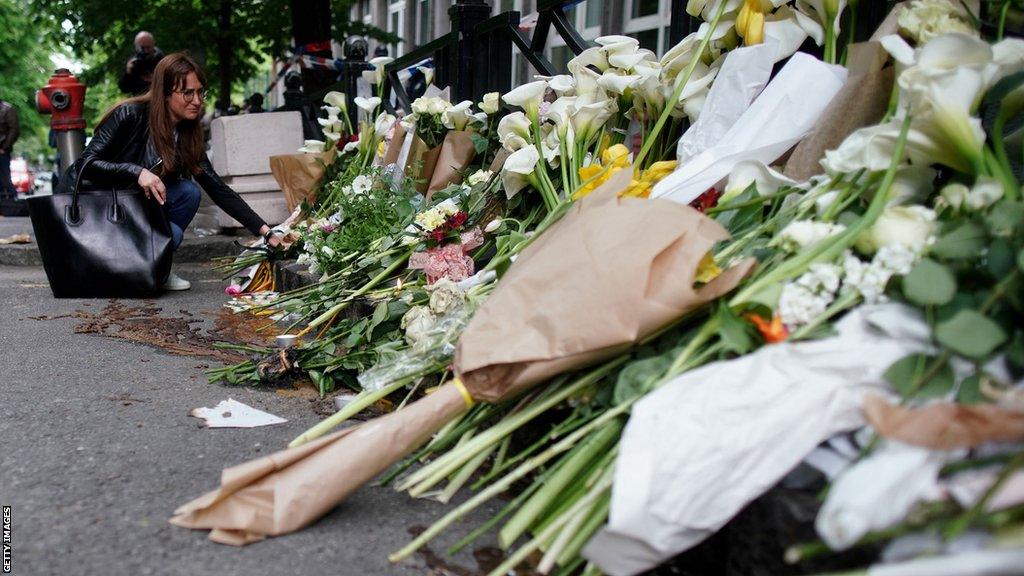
100, 52, 208, 175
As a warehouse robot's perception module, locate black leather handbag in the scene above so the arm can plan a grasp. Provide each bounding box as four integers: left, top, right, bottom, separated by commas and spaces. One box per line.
27, 158, 174, 298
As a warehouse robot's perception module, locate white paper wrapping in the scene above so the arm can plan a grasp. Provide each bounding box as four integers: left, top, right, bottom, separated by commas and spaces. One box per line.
652, 53, 848, 205
815, 441, 955, 550
584, 305, 930, 576
867, 549, 1024, 576
675, 42, 777, 163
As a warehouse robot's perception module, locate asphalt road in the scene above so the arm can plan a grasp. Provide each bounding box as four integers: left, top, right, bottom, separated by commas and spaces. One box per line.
0, 262, 502, 576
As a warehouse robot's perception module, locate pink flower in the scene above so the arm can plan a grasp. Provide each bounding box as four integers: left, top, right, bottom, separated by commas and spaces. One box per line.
225, 284, 242, 295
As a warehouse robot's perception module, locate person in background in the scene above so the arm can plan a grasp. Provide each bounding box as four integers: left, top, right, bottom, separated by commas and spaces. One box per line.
243, 93, 264, 114
119, 31, 165, 95
82, 53, 283, 291
0, 100, 20, 199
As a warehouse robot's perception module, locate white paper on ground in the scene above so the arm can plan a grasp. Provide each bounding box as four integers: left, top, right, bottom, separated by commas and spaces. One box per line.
815, 441, 956, 550
867, 549, 1024, 576
189, 398, 287, 428
653, 53, 847, 205
583, 304, 929, 576
675, 42, 778, 163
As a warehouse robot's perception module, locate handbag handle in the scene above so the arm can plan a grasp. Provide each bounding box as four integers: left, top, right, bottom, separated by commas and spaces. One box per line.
68, 156, 129, 224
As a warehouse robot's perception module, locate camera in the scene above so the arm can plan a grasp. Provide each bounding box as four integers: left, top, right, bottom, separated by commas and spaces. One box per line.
133, 49, 160, 75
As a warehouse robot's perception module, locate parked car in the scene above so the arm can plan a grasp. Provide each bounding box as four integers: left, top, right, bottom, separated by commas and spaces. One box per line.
10, 158, 35, 195
33, 171, 53, 196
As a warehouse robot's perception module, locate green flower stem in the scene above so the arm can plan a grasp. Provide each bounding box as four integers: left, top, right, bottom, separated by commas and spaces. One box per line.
289, 377, 406, 448
498, 419, 622, 547
389, 404, 631, 562
305, 251, 411, 330
483, 466, 615, 576
447, 465, 552, 555
634, 0, 727, 170
437, 442, 496, 504
945, 450, 1024, 539
730, 113, 913, 306
554, 488, 612, 567
999, 0, 1011, 40
986, 110, 1020, 199
398, 357, 627, 495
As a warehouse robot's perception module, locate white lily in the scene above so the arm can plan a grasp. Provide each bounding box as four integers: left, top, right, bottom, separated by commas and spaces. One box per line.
354, 96, 381, 113
497, 111, 533, 151
298, 139, 327, 154
502, 80, 549, 122
764, 5, 823, 61
501, 146, 541, 198
544, 74, 576, 97
598, 71, 642, 96
686, 0, 742, 19
795, 0, 846, 35
323, 91, 348, 111
568, 47, 609, 75
570, 93, 618, 144
362, 56, 394, 85
442, 100, 475, 131
374, 111, 396, 138
721, 160, 799, 203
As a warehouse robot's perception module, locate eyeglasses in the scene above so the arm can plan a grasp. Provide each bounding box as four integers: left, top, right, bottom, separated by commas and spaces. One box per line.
175, 88, 210, 103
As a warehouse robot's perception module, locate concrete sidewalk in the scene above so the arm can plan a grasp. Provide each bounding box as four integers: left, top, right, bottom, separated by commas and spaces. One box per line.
0, 262, 502, 576
0, 215, 251, 267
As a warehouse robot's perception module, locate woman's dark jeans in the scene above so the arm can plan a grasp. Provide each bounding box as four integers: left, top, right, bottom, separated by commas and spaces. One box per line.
163, 179, 202, 249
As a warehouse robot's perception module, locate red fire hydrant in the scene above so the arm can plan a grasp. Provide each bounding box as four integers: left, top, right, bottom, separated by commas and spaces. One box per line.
36, 69, 88, 173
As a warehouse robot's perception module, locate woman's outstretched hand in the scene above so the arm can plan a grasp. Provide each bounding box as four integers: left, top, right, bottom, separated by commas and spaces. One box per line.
138, 169, 167, 205
259, 225, 284, 248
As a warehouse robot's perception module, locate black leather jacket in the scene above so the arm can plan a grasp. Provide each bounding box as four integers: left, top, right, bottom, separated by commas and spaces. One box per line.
72, 102, 266, 234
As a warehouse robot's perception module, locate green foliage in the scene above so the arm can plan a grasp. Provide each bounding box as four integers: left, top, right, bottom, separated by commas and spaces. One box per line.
884, 353, 955, 400
30, 0, 391, 108
931, 220, 988, 259
936, 310, 1008, 359
0, 0, 58, 160
902, 258, 957, 306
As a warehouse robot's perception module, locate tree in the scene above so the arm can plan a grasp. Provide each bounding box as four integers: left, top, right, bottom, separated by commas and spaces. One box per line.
32, 0, 396, 108
0, 0, 59, 160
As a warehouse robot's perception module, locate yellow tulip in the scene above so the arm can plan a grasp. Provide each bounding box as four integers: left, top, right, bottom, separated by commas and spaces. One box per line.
695, 251, 723, 284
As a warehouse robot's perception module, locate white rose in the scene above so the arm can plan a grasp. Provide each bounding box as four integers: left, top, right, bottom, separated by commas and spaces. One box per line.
351, 175, 373, 195
938, 182, 969, 210
965, 176, 1003, 211
479, 92, 501, 114
411, 97, 430, 115
427, 278, 465, 315
467, 169, 492, 186
855, 205, 937, 255
427, 97, 450, 115
484, 218, 502, 233
776, 220, 846, 252
401, 306, 437, 344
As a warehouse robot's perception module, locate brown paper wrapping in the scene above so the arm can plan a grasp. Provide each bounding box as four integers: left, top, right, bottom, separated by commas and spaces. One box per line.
425, 131, 478, 201
381, 122, 407, 168
406, 135, 442, 195
454, 169, 756, 403
172, 170, 754, 545
782, 41, 894, 181
169, 383, 468, 545
864, 394, 1024, 450
269, 149, 337, 212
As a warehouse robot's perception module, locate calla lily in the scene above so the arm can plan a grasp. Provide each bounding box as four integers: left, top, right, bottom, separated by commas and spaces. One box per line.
442, 100, 475, 131
570, 93, 618, 143
354, 96, 382, 123
764, 5, 823, 61
568, 47, 609, 75
686, 0, 742, 18
497, 111, 533, 151
721, 160, 798, 203
501, 146, 541, 198
298, 139, 327, 153
374, 111, 396, 138
573, 65, 604, 97
362, 56, 394, 85
795, 0, 846, 34
542, 74, 576, 97
323, 91, 348, 111
598, 71, 642, 96
502, 80, 549, 122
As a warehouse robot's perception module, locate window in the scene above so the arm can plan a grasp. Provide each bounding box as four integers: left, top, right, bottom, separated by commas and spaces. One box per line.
629, 28, 658, 51
388, 3, 405, 56
631, 0, 659, 18
550, 45, 574, 72
417, 0, 432, 46
585, 0, 602, 28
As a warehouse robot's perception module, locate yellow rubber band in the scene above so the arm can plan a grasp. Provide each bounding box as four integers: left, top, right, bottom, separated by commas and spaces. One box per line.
452, 378, 475, 408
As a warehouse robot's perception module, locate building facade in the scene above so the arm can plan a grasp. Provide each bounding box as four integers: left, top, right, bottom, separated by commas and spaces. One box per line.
350, 0, 680, 85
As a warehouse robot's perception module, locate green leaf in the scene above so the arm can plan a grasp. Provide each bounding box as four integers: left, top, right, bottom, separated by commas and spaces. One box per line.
987, 238, 1016, 278
986, 200, 1024, 237
902, 258, 957, 306
717, 304, 753, 354
1007, 330, 1024, 368
884, 353, 955, 400
936, 310, 1007, 359
470, 133, 489, 155
714, 186, 763, 236
613, 355, 673, 405
1018, 247, 1024, 272
931, 221, 987, 260
956, 374, 985, 405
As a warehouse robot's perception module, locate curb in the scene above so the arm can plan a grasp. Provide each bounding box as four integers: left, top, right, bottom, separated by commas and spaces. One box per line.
0, 234, 254, 267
